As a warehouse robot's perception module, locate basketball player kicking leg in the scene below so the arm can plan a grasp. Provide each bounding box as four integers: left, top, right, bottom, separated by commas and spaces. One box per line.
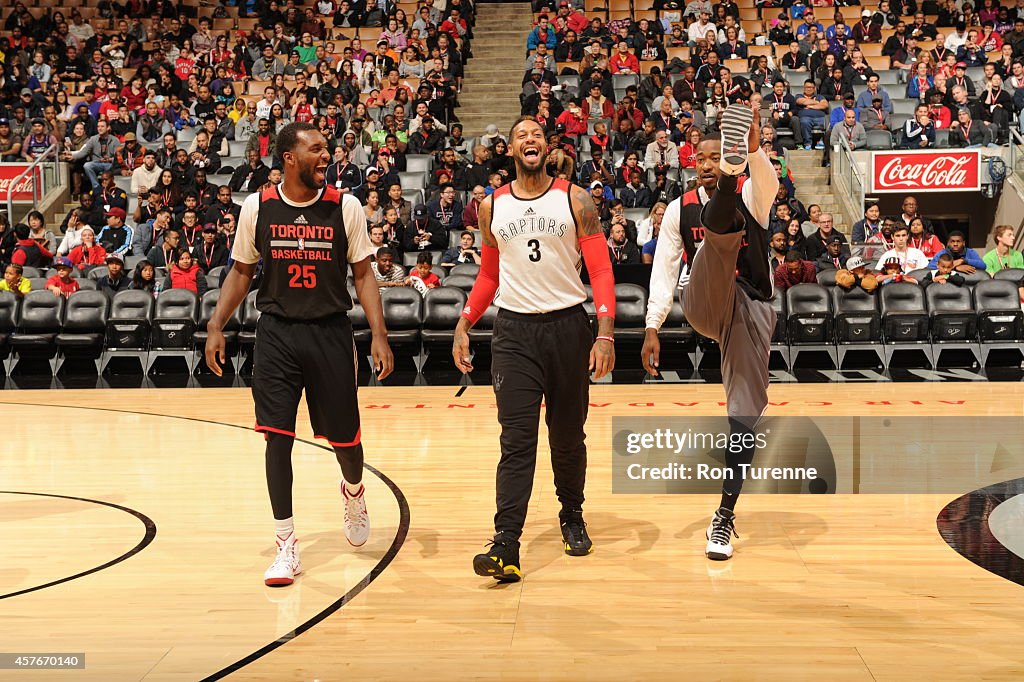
452, 117, 616, 582
642, 103, 779, 561
205, 122, 394, 586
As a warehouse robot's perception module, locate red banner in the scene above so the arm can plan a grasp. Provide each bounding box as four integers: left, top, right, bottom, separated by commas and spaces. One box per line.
870, 150, 982, 193
0, 164, 41, 202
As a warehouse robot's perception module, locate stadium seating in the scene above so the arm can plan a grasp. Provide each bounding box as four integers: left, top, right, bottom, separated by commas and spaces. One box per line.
3, 268, 1024, 378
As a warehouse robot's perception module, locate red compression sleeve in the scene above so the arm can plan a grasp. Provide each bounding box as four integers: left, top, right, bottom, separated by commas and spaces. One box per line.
461, 242, 499, 325
580, 232, 615, 318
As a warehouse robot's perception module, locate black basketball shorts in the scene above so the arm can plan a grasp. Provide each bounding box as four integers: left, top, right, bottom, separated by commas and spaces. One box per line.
252, 313, 361, 447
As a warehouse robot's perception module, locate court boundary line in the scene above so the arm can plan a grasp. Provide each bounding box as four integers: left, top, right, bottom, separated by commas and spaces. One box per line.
0, 490, 157, 600
0, 401, 411, 680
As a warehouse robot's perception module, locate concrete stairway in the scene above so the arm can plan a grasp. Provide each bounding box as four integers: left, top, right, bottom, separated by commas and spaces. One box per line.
785, 149, 849, 234
458, 3, 533, 138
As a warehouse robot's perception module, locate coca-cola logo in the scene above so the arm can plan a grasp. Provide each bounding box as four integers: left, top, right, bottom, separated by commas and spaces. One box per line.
0, 177, 35, 193
0, 166, 38, 200
874, 153, 978, 192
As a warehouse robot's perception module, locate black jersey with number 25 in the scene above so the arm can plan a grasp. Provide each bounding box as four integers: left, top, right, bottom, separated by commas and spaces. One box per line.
255, 184, 353, 320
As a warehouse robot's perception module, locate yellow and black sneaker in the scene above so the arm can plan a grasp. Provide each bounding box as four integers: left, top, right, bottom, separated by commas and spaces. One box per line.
473, 533, 522, 583
560, 511, 593, 557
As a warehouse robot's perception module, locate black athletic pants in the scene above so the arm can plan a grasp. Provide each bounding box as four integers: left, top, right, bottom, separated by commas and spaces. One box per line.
490, 304, 593, 540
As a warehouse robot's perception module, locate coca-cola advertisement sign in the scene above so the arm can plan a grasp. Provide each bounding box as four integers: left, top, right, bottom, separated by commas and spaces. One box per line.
871, 150, 981, 193
0, 164, 42, 202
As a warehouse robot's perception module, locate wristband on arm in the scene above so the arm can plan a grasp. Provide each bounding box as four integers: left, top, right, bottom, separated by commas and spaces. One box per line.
579, 232, 616, 318
460, 242, 499, 325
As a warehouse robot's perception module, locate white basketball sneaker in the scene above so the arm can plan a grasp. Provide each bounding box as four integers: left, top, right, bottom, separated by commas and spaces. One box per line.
264, 534, 302, 586
343, 483, 370, 547
705, 507, 738, 561
719, 104, 754, 176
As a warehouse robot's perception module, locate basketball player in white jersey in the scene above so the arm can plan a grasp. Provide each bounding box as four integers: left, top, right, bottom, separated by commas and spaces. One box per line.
643, 104, 779, 561
452, 116, 616, 583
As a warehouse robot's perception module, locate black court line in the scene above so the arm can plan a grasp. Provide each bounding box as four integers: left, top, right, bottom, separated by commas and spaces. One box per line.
937, 477, 1024, 588
455, 385, 468, 397
0, 401, 410, 680
0, 490, 157, 600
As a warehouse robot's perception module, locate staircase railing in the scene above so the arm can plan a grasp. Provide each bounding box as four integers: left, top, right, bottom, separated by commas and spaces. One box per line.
831, 136, 866, 232
3, 145, 62, 223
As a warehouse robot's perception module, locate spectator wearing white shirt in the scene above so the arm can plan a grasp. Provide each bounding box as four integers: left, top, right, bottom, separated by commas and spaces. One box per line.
873, 224, 929, 272
644, 129, 680, 170
688, 12, 715, 45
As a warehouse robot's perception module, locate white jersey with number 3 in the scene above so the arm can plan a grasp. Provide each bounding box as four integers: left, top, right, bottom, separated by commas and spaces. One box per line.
489, 178, 588, 314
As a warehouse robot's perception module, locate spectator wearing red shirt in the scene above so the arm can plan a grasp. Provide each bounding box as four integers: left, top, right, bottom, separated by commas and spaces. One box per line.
67, 226, 108, 271
167, 249, 209, 296
581, 84, 615, 120
678, 127, 702, 168
46, 258, 81, 297
98, 87, 121, 122
406, 252, 441, 293
555, 101, 588, 139
439, 9, 468, 42
561, 2, 589, 34
774, 251, 818, 292
609, 43, 640, 74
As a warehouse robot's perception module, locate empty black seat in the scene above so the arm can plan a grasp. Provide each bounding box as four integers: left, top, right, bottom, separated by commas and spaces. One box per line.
974, 279, 1024, 365
442, 274, 476, 293
880, 282, 929, 342
816, 269, 838, 287
152, 289, 199, 349
926, 284, 977, 342
961, 270, 991, 285
238, 290, 261, 361
380, 287, 423, 351
661, 299, 696, 345
993, 267, 1024, 284
421, 286, 467, 351
105, 290, 154, 351
193, 289, 242, 372
149, 289, 199, 372
193, 289, 241, 346
832, 285, 881, 343
769, 292, 786, 343
785, 283, 833, 344
10, 290, 65, 368
56, 290, 110, 371
468, 304, 499, 347
614, 283, 647, 343
832, 285, 882, 367
448, 263, 480, 278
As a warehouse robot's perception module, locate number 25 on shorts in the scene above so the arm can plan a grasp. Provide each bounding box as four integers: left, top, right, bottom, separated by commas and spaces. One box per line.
287, 264, 317, 288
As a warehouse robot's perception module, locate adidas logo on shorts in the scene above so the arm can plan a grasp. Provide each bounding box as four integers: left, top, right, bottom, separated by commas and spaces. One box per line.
294, 214, 308, 224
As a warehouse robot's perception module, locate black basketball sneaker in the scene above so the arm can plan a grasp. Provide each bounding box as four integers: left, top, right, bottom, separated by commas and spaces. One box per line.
473, 532, 522, 583
560, 510, 593, 556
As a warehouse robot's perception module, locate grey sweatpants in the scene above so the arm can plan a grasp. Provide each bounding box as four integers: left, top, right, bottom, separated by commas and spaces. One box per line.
680, 229, 775, 430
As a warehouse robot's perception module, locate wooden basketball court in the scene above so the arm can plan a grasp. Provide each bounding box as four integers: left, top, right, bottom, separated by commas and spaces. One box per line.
2, 383, 1024, 680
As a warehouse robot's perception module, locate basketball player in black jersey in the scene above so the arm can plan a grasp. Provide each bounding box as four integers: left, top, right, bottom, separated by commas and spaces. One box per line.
453, 117, 617, 582
205, 122, 394, 586
643, 104, 779, 561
